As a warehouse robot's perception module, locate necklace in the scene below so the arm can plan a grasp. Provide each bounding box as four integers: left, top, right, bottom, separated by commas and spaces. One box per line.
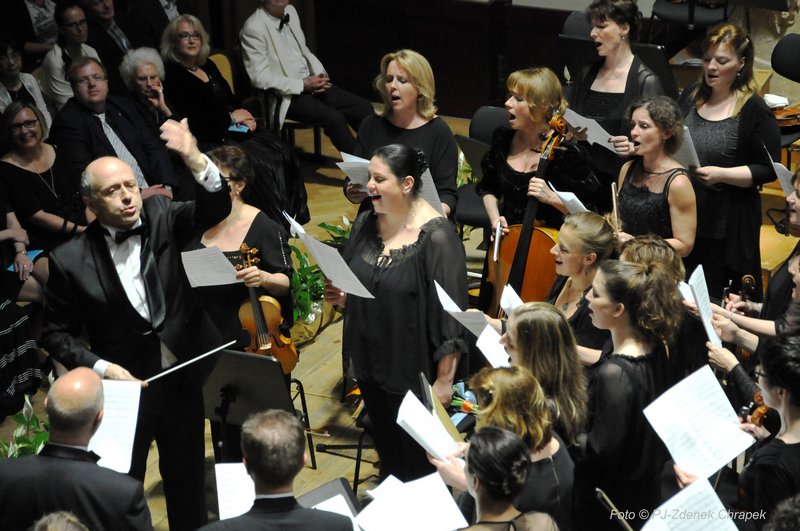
36, 167, 58, 198
562, 279, 573, 311
642, 167, 672, 175
704, 93, 735, 110
599, 66, 627, 80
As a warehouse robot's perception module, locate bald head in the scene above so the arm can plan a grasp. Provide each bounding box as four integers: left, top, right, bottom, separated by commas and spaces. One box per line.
81, 157, 142, 230
46, 368, 104, 443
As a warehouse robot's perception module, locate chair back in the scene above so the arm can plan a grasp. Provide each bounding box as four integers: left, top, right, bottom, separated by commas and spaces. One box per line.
772, 33, 800, 84
469, 106, 510, 144
209, 53, 235, 93
562, 11, 591, 38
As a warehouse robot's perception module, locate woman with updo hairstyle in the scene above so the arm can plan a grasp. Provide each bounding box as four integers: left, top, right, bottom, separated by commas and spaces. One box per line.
345, 49, 458, 217
460, 427, 558, 531
678, 23, 780, 299
325, 143, 468, 482
501, 302, 587, 447
547, 211, 615, 363
432, 366, 573, 529
575, 259, 682, 530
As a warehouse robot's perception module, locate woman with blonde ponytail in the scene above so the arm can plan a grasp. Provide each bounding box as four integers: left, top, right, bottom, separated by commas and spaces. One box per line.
574, 259, 682, 530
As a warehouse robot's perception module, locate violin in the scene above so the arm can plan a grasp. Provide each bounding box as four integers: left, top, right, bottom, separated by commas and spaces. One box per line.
741, 389, 770, 427
235, 243, 298, 374
774, 102, 800, 128
485, 113, 567, 316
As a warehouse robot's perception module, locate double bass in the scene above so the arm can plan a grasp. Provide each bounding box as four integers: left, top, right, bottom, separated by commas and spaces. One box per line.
486, 114, 568, 316
235, 243, 298, 374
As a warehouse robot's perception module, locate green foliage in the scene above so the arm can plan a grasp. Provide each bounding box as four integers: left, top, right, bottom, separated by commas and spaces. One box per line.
317, 216, 352, 246
290, 245, 325, 323
0, 394, 49, 459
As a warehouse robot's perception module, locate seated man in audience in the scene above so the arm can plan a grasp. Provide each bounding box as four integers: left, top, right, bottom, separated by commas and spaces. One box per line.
49, 56, 179, 199
129, 0, 198, 51
0, 368, 153, 531
240, 0, 373, 155
201, 409, 352, 531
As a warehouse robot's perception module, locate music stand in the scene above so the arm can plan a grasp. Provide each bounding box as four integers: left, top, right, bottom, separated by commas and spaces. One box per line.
455, 135, 491, 181
203, 349, 294, 462
558, 34, 679, 100
297, 477, 361, 515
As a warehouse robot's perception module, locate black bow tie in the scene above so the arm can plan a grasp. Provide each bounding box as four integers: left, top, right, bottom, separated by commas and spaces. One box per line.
279, 13, 290, 31
114, 224, 145, 244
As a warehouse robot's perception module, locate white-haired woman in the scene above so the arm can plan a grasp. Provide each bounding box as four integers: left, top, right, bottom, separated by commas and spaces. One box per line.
119, 47, 175, 132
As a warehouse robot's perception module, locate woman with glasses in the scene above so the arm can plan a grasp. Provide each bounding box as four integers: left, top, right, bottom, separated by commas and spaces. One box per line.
0, 101, 86, 253
40, 1, 99, 112
0, 38, 51, 129
160, 14, 256, 147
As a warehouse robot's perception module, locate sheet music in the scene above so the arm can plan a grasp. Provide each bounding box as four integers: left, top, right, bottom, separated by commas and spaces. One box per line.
644, 366, 755, 479
396, 390, 458, 461
434, 281, 488, 337
420, 169, 444, 215
366, 475, 403, 500
548, 181, 589, 214
313, 494, 359, 531
678, 281, 695, 303
687, 265, 721, 347
564, 108, 615, 152
642, 479, 737, 531
180, 247, 241, 287
341, 152, 368, 163
88, 380, 140, 474
355, 473, 467, 531
214, 463, 255, 520
476, 325, 511, 368
673, 126, 701, 169
283, 212, 374, 299
500, 284, 524, 315
335, 161, 370, 187
764, 144, 794, 196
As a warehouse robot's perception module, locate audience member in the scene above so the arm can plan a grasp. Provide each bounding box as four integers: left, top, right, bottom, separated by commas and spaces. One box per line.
240, 0, 373, 154
616, 96, 696, 257
199, 409, 352, 531
40, 2, 99, 113
678, 22, 780, 298
0, 367, 152, 531
345, 49, 458, 216
40, 119, 230, 531
118, 47, 175, 133
1, 0, 58, 70
0, 37, 52, 129
50, 57, 179, 198
1, 102, 87, 252
129, 0, 198, 49
32, 511, 90, 531
161, 15, 257, 147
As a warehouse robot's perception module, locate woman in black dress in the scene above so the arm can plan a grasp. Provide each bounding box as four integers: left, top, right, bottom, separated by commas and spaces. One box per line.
324, 144, 468, 481
576, 259, 682, 530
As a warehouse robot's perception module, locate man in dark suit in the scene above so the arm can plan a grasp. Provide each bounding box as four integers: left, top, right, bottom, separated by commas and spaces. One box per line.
40, 118, 231, 531
129, 0, 198, 50
0, 367, 153, 531
200, 410, 352, 531
50, 56, 181, 199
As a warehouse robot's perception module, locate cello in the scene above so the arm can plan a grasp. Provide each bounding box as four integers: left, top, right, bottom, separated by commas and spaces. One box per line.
485, 113, 568, 315
235, 243, 298, 374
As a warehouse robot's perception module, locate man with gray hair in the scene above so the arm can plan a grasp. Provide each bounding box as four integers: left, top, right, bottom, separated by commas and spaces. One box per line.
0, 368, 153, 530
200, 409, 352, 530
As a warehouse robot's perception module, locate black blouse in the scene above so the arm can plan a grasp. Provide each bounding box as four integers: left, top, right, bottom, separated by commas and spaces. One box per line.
739, 438, 800, 527
618, 158, 687, 240
547, 275, 609, 350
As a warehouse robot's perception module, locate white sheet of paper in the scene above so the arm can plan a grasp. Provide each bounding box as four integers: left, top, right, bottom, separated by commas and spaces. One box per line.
548, 182, 589, 214
493, 222, 502, 262
341, 152, 368, 164
564, 108, 614, 152
180, 247, 241, 287
336, 161, 370, 187
214, 463, 255, 520
88, 380, 140, 474
396, 391, 458, 461
500, 284, 524, 315
687, 266, 721, 347
764, 145, 795, 197
644, 366, 755, 479
420, 169, 444, 215
313, 494, 359, 531
434, 281, 487, 337
355, 473, 467, 531
673, 126, 701, 169
642, 478, 737, 531
282, 212, 374, 299
366, 474, 403, 500
678, 281, 695, 303
476, 325, 511, 368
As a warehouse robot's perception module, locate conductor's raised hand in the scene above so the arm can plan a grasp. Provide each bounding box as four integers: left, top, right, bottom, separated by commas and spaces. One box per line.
160, 118, 205, 172
105, 363, 148, 388
323, 279, 346, 308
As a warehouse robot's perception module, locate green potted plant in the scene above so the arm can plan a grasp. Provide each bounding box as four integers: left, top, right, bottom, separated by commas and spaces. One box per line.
0, 395, 49, 459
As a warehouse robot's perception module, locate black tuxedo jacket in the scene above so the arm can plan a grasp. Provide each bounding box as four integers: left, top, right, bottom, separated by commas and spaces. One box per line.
50, 95, 178, 190
41, 183, 231, 380
86, 15, 148, 94
200, 497, 353, 531
0, 444, 152, 531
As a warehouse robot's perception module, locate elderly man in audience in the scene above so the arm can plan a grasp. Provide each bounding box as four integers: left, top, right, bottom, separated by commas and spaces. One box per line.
200, 409, 352, 531
240, 0, 372, 154
0, 367, 153, 531
49, 56, 179, 199
40, 118, 230, 531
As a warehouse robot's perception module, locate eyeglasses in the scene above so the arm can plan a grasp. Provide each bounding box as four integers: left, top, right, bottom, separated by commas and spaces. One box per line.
135, 75, 160, 83
177, 32, 202, 41
64, 19, 88, 30
754, 369, 768, 379
10, 119, 38, 132
74, 74, 108, 85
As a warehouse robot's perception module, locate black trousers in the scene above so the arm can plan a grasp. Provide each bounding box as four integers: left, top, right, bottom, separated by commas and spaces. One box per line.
286, 85, 373, 154
130, 368, 207, 531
